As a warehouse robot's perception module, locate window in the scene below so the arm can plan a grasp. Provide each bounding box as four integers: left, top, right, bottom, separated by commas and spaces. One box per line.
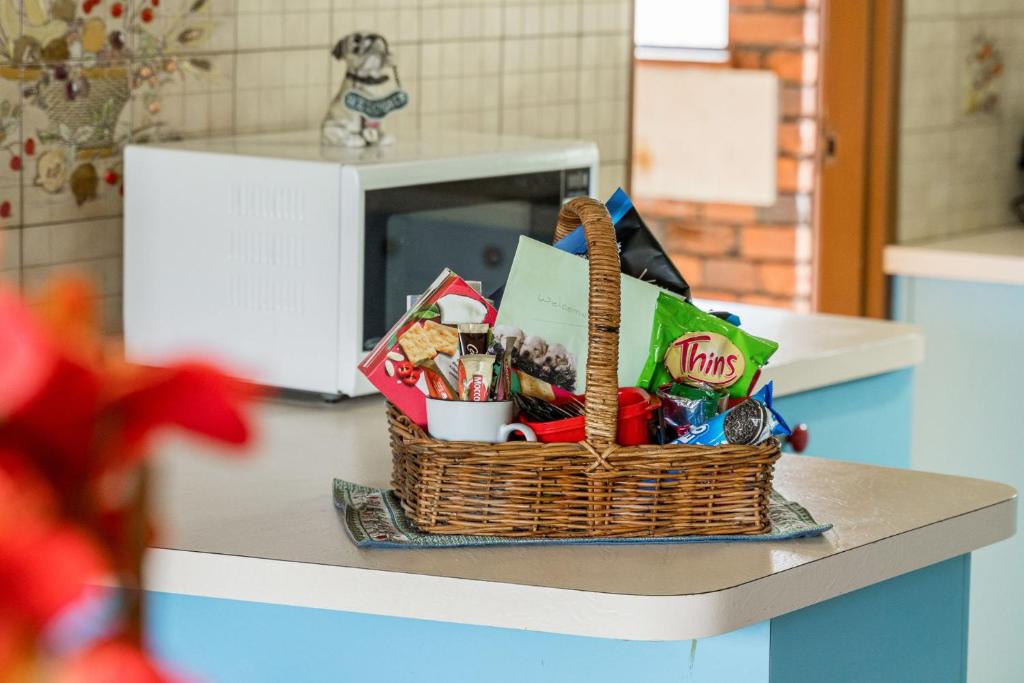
634, 0, 729, 63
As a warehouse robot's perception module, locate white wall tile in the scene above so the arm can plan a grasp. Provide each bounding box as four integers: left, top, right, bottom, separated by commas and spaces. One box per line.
5, 0, 634, 297
898, 4, 1024, 241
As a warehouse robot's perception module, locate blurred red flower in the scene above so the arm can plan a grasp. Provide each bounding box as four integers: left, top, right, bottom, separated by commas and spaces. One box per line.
0, 455, 108, 673
0, 276, 257, 679
58, 639, 182, 683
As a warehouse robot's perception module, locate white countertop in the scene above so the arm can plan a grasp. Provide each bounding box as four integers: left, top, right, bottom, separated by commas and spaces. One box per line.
148, 398, 1015, 641
693, 299, 922, 397
884, 227, 1024, 287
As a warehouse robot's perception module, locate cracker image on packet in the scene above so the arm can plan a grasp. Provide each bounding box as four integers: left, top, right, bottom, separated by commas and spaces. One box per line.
423, 320, 459, 356
397, 324, 436, 366
637, 292, 778, 399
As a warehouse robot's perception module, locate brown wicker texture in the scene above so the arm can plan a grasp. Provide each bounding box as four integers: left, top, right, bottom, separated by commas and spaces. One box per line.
388, 197, 780, 537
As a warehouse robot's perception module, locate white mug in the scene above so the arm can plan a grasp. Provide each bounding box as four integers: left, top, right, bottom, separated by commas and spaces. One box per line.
426, 398, 537, 443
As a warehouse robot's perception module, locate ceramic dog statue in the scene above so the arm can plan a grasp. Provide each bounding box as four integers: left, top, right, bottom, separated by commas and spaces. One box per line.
322, 32, 409, 147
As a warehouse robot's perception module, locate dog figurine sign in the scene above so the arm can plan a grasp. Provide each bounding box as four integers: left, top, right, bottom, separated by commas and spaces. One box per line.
322, 32, 409, 147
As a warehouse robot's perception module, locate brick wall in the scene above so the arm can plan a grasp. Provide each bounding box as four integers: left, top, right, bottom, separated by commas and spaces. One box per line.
633, 0, 820, 311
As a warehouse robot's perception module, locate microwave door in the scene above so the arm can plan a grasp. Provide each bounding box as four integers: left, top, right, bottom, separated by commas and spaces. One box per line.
362, 171, 567, 351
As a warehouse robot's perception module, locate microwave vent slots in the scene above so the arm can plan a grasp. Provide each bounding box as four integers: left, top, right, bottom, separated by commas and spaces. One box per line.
229, 184, 306, 223
227, 231, 305, 267
227, 276, 304, 314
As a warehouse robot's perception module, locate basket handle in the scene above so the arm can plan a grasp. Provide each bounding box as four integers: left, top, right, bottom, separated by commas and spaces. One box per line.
553, 197, 620, 450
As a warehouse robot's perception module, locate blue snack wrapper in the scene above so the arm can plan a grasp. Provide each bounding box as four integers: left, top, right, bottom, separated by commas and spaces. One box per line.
673, 382, 790, 446
555, 188, 634, 254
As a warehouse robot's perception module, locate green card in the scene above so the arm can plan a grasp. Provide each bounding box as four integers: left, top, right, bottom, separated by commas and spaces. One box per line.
494, 236, 681, 393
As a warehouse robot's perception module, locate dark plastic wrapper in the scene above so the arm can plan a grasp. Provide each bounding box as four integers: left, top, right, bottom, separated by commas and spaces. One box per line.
489, 188, 691, 307
554, 188, 692, 301
656, 384, 724, 440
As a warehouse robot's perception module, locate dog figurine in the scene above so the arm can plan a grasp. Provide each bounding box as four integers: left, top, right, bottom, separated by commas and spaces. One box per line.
322, 32, 409, 148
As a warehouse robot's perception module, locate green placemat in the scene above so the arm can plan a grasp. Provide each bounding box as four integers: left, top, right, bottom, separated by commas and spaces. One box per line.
333, 479, 831, 548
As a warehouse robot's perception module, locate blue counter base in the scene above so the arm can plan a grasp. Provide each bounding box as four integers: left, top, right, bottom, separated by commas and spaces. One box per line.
770, 554, 970, 683
774, 369, 913, 468
148, 555, 969, 682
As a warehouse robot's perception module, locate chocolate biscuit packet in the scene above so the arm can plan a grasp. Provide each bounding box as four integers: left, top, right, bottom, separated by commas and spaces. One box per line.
673, 382, 790, 446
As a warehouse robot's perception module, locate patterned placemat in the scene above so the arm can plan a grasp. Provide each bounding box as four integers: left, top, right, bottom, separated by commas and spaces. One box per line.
333, 479, 832, 548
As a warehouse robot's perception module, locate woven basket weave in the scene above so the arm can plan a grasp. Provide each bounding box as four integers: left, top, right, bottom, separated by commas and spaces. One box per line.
388, 197, 780, 538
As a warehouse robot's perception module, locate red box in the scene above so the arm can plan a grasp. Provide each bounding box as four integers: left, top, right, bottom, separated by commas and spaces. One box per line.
358, 270, 496, 427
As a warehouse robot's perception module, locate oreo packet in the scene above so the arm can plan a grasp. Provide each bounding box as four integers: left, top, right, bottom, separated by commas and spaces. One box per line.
673, 382, 790, 446
554, 188, 692, 301
637, 292, 778, 399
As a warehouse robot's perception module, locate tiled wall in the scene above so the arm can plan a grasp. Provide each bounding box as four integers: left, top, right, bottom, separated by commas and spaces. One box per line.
0, 0, 633, 332
632, 0, 818, 312
898, 0, 1024, 242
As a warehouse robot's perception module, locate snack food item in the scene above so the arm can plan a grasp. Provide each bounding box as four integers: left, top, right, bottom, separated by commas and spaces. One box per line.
657, 383, 725, 439
359, 269, 497, 427
516, 370, 556, 402
397, 323, 435, 366
493, 341, 515, 401
458, 323, 490, 356
458, 354, 495, 402
637, 293, 778, 399
420, 358, 457, 400
554, 188, 691, 300
423, 319, 459, 356
673, 382, 790, 446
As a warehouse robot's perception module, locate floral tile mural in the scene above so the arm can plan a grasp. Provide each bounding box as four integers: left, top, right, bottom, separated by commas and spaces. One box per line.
0, 0, 222, 221
0, 72, 23, 227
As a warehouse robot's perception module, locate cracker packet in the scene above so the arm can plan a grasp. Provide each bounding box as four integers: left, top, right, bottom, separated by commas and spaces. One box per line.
358, 269, 497, 427
637, 292, 778, 399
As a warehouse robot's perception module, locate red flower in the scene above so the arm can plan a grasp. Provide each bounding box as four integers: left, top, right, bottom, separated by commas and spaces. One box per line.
0, 286, 55, 416
0, 279, 256, 491
58, 639, 182, 683
0, 455, 108, 632
110, 363, 257, 458
0, 275, 256, 676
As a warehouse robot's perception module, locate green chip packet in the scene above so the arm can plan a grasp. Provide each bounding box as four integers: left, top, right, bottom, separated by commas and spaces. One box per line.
636, 293, 779, 399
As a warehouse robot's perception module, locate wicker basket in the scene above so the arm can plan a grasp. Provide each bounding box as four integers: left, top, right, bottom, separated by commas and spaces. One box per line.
388, 197, 780, 538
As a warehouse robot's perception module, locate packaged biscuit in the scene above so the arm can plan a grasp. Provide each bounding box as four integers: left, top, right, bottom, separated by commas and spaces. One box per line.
637, 293, 778, 399
673, 382, 790, 446
358, 269, 497, 427
457, 354, 495, 401
657, 383, 725, 440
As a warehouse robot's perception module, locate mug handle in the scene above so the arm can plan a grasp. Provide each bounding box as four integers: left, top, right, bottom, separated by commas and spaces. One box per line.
498, 422, 537, 442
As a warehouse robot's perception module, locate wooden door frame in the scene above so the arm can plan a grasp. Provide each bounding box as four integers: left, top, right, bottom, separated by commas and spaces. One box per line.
814, 0, 902, 318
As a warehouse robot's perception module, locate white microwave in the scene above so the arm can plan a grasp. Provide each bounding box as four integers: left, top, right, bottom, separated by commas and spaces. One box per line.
123, 129, 598, 397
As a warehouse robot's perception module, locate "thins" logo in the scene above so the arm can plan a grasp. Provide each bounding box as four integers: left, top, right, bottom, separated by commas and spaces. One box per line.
664, 332, 744, 388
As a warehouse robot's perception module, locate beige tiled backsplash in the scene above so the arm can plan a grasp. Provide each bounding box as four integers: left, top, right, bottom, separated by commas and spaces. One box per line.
898, 1, 1024, 242
0, 0, 633, 332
